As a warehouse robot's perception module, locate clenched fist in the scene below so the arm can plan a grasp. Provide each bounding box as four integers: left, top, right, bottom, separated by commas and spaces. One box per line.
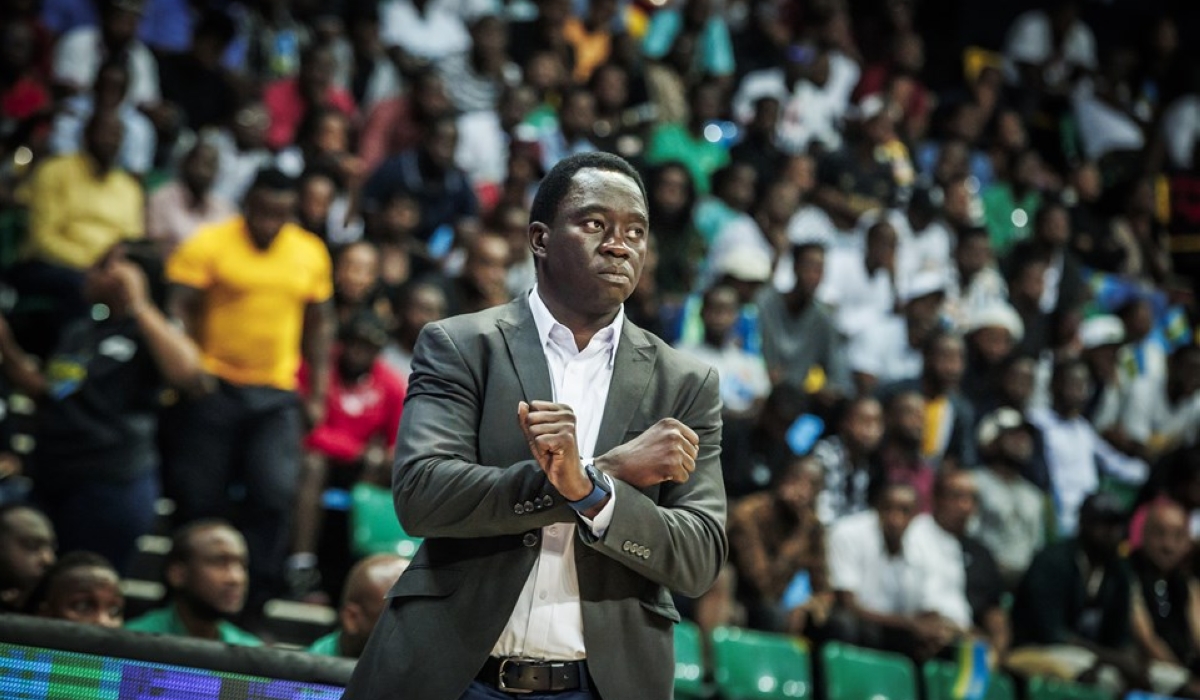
595, 418, 699, 489
518, 400, 591, 501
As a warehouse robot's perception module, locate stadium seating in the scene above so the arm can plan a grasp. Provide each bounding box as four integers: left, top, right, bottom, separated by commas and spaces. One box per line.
923, 659, 1017, 700
349, 482, 422, 558
710, 626, 812, 699
1026, 675, 1118, 700
821, 641, 918, 700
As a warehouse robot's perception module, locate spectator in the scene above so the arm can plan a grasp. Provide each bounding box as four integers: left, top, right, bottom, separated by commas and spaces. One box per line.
331, 241, 388, 328
644, 80, 730, 195
1109, 177, 1172, 285
561, 0, 617, 83
945, 227, 1009, 333
456, 83, 539, 198
694, 161, 756, 245
51, 0, 159, 108
971, 408, 1048, 587
1077, 315, 1138, 452
812, 95, 907, 232
363, 116, 480, 248
812, 396, 885, 525
826, 481, 961, 661
507, 0, 573, 73
444, 233, 512, 316
721, 382, 807, 499
911, 471, 1009, 659
437, 14, 519, 115
848, 271, 945, 396
164, 169, 334, 606
818, 219, 897, 341
0, 503, 56, 613
359, 69, 455, 173
536, 86, 599, 171
1129, 498, 1200, 697
675, 284, 770, 419
1126, 345, 1200, 460
381, 281, 448, 379
295, 167, 364, 246
1006, 252, 1053, 359
887, 187, 952, 293
730, 96, 784, 185
1029, 359, 1148, 537
28, 551, 123, 628
643, 31, 698, 127
146, 140, 236, 253
378, 0, 469, 70
982, 149, 1043, 257
291, 313, 406, 598
307, 554, 410, 657
230, 0, 311, 81
0, 20, 51, 132
210, 101, 275, 205
705, 179, 799, 289
125, 520, 261, 646
2, 245, 201, 573
1008, 493, 1144, 695
588, 62, 650, 162
874, 391, 937, 513
735, 43, 850, 155
881, 331, 975, 469
263, 44, 356, 152
856, 31, 931, 144
1116, 297, 1167, 392
1007, 200, 1088, 316
49, 58, 156, 177
757, 241, 850, 399
1003, 0, 1097, 95
727, 455, 830, 634
157, 11, 239, 131
961, 303, 1024, 414
641, 0, 734, 81
336, 3, 402, 114
645, 162, 700, 297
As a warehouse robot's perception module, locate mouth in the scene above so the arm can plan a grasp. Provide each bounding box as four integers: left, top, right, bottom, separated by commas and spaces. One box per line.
597, 269, 630, 283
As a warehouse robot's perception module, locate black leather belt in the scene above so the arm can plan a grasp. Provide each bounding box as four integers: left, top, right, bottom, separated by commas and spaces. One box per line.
476, 657, 588, 694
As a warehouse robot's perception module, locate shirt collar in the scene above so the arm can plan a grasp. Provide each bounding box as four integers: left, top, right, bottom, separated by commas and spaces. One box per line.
528, 285, 623, 367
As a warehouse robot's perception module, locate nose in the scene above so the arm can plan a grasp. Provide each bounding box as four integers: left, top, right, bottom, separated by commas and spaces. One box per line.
600, 230, 633, 258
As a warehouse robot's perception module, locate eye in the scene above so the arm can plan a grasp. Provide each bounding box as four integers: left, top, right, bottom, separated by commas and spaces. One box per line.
581, 218, 604, 232
627, 226, 646, 239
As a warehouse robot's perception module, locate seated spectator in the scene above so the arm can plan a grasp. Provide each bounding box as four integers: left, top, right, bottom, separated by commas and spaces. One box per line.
444, 234, 512, 317
49, 58, 156, 177
961, 303, 1024, 414
1006, 252, 1053, 359
1078, 315, 1138, 451
1008, 493, 1146, 695
1006, 200, 1088, 316
1126, 345, 1200, 460
944, 226, 1009, 333
561, 0, 618, 83
729, 98, 783, 187
125, 520, 261, 646
0, 503, 57, 612
734, 43, 851, 156
27, 551, 123, 628
971, 408, 1049, 587
913, 471, 1010, 659
812, 396, 884, 525
641, 0, 735, 81
535, 87, 599, 172
1028, 359, 1149, 536
379, 0, 469, 70
455, 83, 539, 199
826, 481, 962, 661
848, 271, 945, 396
363, 116, 480, 249
210, 102, 275, 205
157, 11, 239, 131
705, 179, 799, 289
721, 382, 807, 499
812, 95, 908, 232
146, 140, 236, 253
295, 167, 365, 246
1129, 499, 1200, 697
728, 456, 830, 634
675, 284, 770, 419
818, 220, 897, 344
291, 313, 405, 598
643, 31, 697, 128
263, 44, 357, 151
52, 0, 159, 108
437, 14, 520, 116
308, 554, 410, 657
359, 70, 455, 174
643, 162, 699, 298
981, 149, 1043, 257
874, 391, 937, 513
757, 241, 850, 399
332, 241, 389, 329
672, 246, 768, 352
693, 162, 757, 245
645, 80, 731, 195
381, 281, 448, 380
879, 331, 976, 470
0, 20, 51, 132
2, 245, 202, 573
335, 4, 402, 114
1116, 297, 1168, 393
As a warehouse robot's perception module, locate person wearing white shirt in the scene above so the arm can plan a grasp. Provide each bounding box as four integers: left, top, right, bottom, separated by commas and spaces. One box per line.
1124, 345, 1200, 458
1028, 359, 1149, 537
826, 482, 964, 659
817, 219, 897, 341
675, 285, 770, 416
379, 0, 471, 65
52, 0, 160, 108
1003, 3, 1097, 91
1161, 94, 1199, 171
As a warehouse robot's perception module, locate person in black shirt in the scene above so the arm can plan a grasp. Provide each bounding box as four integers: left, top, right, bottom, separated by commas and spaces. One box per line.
0, 244, 203, 574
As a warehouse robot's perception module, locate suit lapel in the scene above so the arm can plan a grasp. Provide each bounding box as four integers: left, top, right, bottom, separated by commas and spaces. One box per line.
593, 320, 657, 456
497, 298, 554, 403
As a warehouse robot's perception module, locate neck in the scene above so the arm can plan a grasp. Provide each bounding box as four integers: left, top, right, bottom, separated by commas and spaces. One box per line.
537, 287, 619, 351
988, 459, 1019, 479
173, 600, 221, 640
785, 289, 812, 314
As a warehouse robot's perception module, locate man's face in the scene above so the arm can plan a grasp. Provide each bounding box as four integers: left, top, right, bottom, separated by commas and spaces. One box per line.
299, 176, 336, 228
175, 526, 249, 618
560, 93, 596, 139
300, 48, 336, 97
465, 235, 510, 297
424, 121, 459, 172
721, 166, 757, 212
0, 509, 56, 594
334, 244, 379, 304
532, 168, 648, 316
995, 426, 1034, 466
41, 566, 124, 628
934, 473, 977, 537
102, 8, 139, 48
1053, 363, 1091, 416
866, 224, 898, 271
776, 462, 820, 515
86, 111, 125, 168
928, 336, 965, 389
183, 144, 220, 195
879, 487, 918, 551
1080, 514, 1125, 562
700, 286, 739, 342
1142, 504, 1191, 574
652, 167, 691, 217
793, 247, 824, 298
888, 394, 926, 447
843, 398, 884, 453
339, 337, 381, 378
1001, 358, 1036, 408
403, 286, 447, 335
245, 188, 298, 248
1037, 206, 1070, 249
971, 326, 1014, 366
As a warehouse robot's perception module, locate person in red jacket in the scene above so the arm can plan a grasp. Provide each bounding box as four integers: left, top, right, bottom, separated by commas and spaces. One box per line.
290, 311, 405, 598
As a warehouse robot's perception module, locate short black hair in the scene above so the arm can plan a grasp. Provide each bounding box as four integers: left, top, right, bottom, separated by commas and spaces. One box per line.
166, 518, 237, 570
528, 152, 647, 227
24, 551, 118, 614
0, 503, 48, 537
194, 10, 236, 46
248, 168, 297, 195
791, 240, 825, 264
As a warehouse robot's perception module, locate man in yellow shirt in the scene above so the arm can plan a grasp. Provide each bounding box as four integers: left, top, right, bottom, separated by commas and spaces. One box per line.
162, 168, 334, 610
10, 108, 144, 355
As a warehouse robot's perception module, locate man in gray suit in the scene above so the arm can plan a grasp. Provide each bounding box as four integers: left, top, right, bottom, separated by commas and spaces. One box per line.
343, 152, 727, 699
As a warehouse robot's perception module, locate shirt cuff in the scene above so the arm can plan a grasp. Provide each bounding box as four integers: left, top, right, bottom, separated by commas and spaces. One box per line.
577, 473, 616, 537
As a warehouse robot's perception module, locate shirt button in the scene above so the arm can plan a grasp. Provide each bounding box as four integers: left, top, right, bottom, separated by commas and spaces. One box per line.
539, 591, 548, 601
547, 525, 559, 536
523, 532, 539, 547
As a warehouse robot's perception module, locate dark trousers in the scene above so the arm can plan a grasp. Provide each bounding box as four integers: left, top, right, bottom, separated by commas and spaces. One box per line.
459, 681, 597, 700
35, 469, 159, 575
162, 381, 301, 608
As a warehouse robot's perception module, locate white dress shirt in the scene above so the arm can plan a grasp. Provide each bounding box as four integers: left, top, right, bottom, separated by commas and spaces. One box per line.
491, 287, 619, 660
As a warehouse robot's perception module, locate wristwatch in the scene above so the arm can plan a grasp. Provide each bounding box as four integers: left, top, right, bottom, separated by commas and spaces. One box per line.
568, 462, 611, 512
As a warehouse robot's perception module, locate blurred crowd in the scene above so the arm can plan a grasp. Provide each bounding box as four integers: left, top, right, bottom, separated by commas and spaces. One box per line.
0, 0, 1199, 694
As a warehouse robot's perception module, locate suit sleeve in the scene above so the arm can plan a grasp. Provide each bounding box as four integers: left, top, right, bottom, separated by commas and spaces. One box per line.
392, 322, 573, 538
576, 366, 728, 598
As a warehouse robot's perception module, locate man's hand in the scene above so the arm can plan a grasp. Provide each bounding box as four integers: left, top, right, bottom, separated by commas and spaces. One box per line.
594, 418, 699, 489
110, 259, 151, 315
519, 400, 590, 501
304, 396, 327, 430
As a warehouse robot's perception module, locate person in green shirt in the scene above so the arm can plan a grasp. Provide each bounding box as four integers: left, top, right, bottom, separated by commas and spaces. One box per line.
125, 519, 262, 647
981, 149, 1043, 257
308, 553, 409, 658
645, 80, 731, 195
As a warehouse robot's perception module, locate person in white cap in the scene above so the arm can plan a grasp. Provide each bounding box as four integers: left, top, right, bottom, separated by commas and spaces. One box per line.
1077, 315, 1138, 452
847, 269, 946, 396
962, 302, 1025, 413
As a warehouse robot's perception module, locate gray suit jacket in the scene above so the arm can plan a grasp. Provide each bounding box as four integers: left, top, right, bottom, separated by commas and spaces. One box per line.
342, 296, 727, 700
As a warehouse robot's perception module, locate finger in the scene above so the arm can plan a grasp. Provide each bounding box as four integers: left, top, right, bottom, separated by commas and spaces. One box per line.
522, 408, 576, 426
528, 400, 570, 413
678, 436, 699, 460
524, 422, 577, 438
677, 423, 700, 446
666, 465, 691, 484
518, 402, 536, 445
678, 449, 696, 473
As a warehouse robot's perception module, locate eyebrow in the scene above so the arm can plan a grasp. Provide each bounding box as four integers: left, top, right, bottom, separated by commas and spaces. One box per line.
571, 204, 648, 224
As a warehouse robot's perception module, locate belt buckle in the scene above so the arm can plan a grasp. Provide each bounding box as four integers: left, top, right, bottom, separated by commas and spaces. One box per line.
497, 657, 535, 694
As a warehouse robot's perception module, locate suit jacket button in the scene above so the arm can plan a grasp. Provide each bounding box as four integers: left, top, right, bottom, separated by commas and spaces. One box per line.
541, 495, 553, 508
622, 541, 632, 552
523, 532, 539, 547
643, 548, 652, 558
523, 500, 535, 512
514, 504, 524, 514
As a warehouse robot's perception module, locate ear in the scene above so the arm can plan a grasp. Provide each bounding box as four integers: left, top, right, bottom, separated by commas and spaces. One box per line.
165, 562, 186, 591
340, 602, 363, 635
529, 222, 549, 262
